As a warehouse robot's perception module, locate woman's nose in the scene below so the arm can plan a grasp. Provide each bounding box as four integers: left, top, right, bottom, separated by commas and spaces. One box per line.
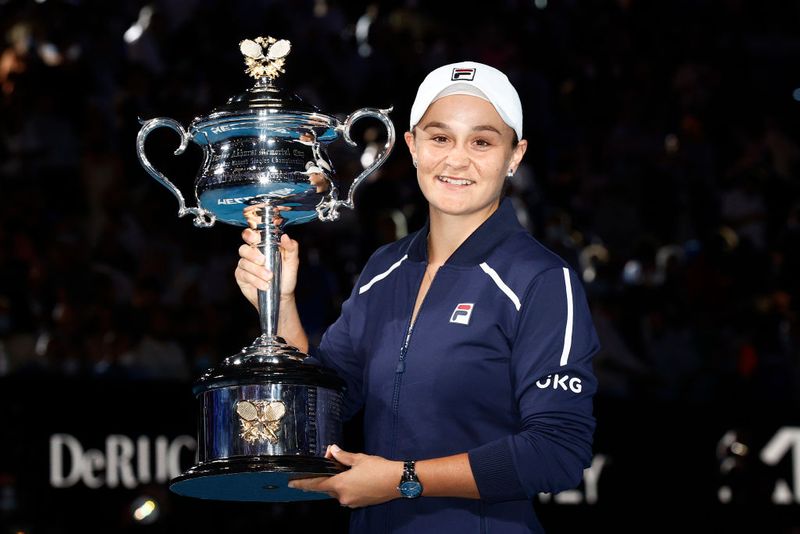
444, 144, 469, 169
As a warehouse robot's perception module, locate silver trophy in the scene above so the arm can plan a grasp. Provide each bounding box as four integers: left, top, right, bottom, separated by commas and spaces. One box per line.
135, 36, 395, 502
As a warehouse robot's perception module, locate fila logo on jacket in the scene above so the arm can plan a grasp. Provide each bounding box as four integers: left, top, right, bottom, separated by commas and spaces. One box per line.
449, 303, 474, 325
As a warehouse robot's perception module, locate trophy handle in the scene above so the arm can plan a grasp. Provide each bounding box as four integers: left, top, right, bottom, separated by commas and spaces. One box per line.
136, 117, 216, 228
317, 107, 395, 221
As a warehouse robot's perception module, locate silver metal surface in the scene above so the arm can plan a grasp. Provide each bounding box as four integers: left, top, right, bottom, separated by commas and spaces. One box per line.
317, 106, 396, 221
136, 103, 394, 231
135, 46, 395, 363
136, 117, 216, 228
258, 216, 280, 342
136, 38, 382, 501
199, 383, 343, 461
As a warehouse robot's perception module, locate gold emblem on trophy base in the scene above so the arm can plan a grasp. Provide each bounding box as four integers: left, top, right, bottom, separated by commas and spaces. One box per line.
235, 400, 287, 444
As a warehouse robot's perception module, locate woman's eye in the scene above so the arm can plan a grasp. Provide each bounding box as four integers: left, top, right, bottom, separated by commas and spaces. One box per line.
474, 139, 491, 147
432, 135, 448, 143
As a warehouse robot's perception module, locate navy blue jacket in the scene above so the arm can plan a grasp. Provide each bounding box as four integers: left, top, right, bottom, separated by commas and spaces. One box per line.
315, 198, 600, 533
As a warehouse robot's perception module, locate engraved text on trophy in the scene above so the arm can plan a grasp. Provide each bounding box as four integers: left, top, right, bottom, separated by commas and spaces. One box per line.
206, 140, 310, 178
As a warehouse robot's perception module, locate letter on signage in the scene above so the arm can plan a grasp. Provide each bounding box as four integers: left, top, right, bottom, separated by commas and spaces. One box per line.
168, 436, 196, 479
50, 434, 82, 488
137, 436, 151, 484
83, 449, 105, 489
155, 436, 169, 483
106, 435, 137, 489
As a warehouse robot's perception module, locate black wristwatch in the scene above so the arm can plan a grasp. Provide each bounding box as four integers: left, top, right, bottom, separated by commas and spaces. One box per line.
397, 460, 423, 498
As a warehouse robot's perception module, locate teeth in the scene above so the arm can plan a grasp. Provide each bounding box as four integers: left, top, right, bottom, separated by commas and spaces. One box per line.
438, 176, 474, 186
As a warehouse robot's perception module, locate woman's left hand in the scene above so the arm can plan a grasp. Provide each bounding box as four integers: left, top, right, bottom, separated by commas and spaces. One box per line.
288, 445, 404, 508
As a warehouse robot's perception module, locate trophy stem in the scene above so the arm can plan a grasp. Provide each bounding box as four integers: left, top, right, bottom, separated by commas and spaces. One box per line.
258, 216, 281, 339
227, 206, 305, 365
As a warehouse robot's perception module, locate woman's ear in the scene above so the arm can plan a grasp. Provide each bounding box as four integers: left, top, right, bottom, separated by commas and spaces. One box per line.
404, 130, 417, 165
508, 139, 528, 174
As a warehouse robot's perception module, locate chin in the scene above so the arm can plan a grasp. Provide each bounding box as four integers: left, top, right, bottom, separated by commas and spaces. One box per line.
428, 199, 498, 219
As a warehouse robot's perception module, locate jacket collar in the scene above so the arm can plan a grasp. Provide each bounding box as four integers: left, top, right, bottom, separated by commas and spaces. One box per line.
405, 197, 526, 267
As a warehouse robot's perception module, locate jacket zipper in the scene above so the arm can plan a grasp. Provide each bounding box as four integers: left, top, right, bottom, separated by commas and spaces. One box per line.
396, 322, 414, 374
389, 267, 431, 457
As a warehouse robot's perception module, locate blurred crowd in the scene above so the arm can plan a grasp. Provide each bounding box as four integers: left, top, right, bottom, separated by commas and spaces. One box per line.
0, 0, 799, 413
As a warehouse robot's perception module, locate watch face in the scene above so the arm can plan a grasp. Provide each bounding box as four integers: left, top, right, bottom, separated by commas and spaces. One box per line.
399, 480, 423, 498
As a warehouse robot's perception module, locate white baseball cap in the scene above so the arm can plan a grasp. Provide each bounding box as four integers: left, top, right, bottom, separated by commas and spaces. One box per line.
409, 61, 523, 140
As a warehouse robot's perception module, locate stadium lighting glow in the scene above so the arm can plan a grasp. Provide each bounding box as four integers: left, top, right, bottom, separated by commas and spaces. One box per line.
360, 144, 377, 169
124, 5, 154, 45
130, 496, 159, 524
133, 499, 156, 521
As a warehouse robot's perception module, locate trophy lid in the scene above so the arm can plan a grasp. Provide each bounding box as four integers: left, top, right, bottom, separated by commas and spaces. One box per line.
215, 36, 315, 114
215, 82, 317, 114
191, 36, 339, 142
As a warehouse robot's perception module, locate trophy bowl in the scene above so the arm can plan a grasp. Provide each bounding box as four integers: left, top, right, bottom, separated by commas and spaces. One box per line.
136, 37, 395, 502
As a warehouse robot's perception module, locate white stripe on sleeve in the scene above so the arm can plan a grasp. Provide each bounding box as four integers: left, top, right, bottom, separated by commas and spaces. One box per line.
479, 262, 521, 311
358, 255, 408, 294
559, 267, 574, 366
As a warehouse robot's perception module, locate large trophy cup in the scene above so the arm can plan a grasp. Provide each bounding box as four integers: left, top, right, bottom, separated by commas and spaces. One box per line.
135, 37, 395, 502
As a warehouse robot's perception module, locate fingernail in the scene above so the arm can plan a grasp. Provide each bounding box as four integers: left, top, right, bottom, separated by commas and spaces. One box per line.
287, 481, 296, 488
331, 444, 341, 453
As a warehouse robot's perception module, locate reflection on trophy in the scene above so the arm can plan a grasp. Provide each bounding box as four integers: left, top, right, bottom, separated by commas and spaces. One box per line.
135, 36, 395, 502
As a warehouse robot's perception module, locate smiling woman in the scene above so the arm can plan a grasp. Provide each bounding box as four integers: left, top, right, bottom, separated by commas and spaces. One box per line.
235, 61, 600, 534
403, 61, 527, 247
405, 94, 527, 224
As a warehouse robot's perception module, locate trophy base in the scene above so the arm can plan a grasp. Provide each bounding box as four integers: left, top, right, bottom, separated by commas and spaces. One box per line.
170, 456, 345, 502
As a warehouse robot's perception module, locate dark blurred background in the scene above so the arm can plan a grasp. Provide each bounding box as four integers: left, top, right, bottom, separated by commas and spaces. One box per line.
1, 0, 799, 532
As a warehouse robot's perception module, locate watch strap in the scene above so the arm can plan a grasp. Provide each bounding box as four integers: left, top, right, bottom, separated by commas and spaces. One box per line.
403, 460, 418, 480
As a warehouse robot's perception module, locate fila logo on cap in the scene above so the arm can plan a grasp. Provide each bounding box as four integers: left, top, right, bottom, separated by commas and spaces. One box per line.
451, 68, 476, 81
450, 303, 474, 325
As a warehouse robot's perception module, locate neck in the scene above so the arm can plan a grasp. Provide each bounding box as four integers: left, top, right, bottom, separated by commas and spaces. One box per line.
426, 202, 499, 265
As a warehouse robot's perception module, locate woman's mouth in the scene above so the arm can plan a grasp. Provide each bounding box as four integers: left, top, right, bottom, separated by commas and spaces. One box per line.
437, 175, 474, 186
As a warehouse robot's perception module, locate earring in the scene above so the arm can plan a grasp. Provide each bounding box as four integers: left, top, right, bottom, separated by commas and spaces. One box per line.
413, 159, 418, 168
507, 169, 514, 177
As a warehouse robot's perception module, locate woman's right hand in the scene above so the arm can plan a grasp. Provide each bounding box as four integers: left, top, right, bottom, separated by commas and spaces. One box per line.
235, 230, 300, 310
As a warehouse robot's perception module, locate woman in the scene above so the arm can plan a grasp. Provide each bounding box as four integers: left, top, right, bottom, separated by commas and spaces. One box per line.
235, 61, 600, 533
